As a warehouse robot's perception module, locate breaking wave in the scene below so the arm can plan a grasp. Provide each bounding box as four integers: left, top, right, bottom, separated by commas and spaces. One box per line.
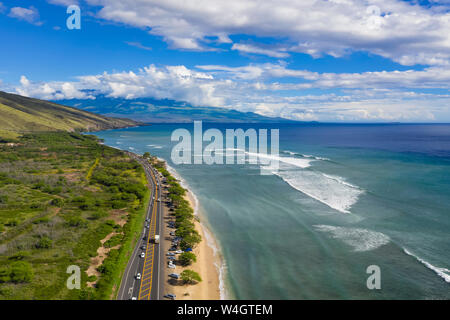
314, 225, 390, 251
403, 249, 450, 283
275, 170, 363, 213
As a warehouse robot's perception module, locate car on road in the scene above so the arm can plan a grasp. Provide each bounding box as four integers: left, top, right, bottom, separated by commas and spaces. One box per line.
164, 294, 176, 300
140, 252, 145, 258
168, 273, 179, 279
136, 273, 141, 280
141, 245, 146, 250
131, 297, 137, 300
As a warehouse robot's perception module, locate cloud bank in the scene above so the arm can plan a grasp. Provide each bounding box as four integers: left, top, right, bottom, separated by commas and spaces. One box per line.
12, 63, 450, 122
85, 0, 450, 66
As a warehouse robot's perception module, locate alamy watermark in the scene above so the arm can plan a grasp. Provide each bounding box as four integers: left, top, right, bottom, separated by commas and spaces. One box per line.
66, 5, 81, 30
66, 265, 80, 290
366, 265, 381, 290
171, 121, 279, 175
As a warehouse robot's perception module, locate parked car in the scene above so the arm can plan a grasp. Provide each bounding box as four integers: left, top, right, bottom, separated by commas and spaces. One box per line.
169, 246, 177, 251
164, 294, 176, 300
166, 252, 175, 256
175, 250, 183, 254
167, 256, 175, 260
168, 273, 179, 279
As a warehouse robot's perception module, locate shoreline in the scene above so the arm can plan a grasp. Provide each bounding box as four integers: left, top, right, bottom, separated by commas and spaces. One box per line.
165, 163, 227, 300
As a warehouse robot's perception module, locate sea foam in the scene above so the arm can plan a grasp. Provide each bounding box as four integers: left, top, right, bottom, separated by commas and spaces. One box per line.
314, 225, 390, 251
275, 169, 363, 214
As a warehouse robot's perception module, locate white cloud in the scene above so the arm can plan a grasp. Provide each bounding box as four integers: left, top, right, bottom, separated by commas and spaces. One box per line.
198, 63, 450, 89
231, 43, 289, 58
12, 63, 450, 122
8, 6, 43, 26
47, 0, 79, 6
125, 41, 152, 51
84, 0, 450, 65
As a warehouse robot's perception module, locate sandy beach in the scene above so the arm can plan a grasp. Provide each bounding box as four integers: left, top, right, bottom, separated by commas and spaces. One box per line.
167, 190, 222, 300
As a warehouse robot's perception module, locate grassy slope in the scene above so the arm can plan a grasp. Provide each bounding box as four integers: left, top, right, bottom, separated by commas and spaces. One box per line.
0, 91, 141, 139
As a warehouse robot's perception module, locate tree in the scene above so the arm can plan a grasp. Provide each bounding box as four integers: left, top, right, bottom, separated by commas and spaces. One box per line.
179, 252, 197, 266
180, 232, 202, 251
180, 269, 202, 284
143, 152, 151, 159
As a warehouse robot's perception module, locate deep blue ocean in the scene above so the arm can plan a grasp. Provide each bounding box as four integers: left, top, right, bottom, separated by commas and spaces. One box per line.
95, 123, 450, 299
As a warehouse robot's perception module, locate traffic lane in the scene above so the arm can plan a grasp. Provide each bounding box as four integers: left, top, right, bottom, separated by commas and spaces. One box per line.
118, 157, 156, 300
133, 164, 156, 299
150, 184, 162, 300
136, 167, 159, 300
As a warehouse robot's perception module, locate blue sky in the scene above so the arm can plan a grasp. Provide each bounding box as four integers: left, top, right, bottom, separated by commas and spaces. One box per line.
1, 0, 450, 122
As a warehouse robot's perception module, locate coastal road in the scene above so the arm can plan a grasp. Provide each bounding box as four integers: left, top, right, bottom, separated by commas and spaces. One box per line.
117, 153, 164, 300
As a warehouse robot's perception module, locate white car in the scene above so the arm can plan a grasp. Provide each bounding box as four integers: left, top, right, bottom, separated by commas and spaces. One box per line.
140, 252, 145, 258
131, 297, 137, 300
136, 273, 141, 280
168, 264, 176, 269
175, 250, 183, 254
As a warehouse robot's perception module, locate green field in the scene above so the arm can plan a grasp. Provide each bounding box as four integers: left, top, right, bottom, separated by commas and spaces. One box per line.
0, 132, 150, 299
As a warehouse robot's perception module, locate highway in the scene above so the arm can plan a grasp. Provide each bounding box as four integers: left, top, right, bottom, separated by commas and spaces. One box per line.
117, 153, 164, 300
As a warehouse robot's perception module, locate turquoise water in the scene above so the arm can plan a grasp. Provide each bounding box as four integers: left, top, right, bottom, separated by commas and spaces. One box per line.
95, 123, 450, 299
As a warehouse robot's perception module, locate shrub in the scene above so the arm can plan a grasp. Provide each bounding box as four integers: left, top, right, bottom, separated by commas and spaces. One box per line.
65, 216, 87, 228
9, 261, 34, 283
36, 236, 52, 249
50, 198, 64, 207
8, 251, 31, 260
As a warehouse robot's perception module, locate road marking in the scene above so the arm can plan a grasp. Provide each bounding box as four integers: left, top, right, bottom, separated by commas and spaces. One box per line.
138, 166, 158, 300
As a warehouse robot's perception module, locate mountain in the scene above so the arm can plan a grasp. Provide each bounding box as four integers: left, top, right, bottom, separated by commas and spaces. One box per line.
0, 91, 142, 139
56, 96, 297, 123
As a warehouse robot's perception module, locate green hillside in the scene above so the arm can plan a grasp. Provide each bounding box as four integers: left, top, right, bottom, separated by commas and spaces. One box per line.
0, 91, 141, 140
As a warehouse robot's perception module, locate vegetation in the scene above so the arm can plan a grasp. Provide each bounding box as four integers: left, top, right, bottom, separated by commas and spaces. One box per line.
180, 270, 202, 284
148, 157, 204, 287
0, 132, 150, 299
178, 252, 197, 266
150, 157, 202, 252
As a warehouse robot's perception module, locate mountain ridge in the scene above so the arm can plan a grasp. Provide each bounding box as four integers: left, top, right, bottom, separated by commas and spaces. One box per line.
0, 91, 142, 140
56, 96, 299, 123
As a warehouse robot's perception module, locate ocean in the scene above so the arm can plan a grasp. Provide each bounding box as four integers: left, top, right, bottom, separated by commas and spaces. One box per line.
95, 123, 450, 299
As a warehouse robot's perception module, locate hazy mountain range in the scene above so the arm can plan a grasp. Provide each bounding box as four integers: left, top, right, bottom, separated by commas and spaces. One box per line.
56, 96, 298, 123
